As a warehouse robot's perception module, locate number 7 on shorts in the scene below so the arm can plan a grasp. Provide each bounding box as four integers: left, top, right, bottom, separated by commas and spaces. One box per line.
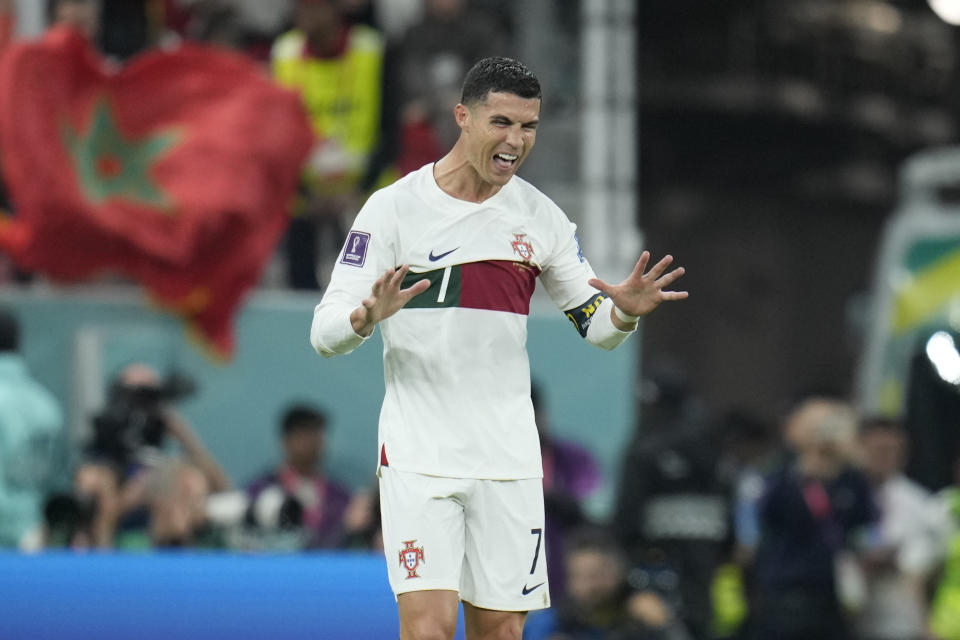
529, 528, 543, 575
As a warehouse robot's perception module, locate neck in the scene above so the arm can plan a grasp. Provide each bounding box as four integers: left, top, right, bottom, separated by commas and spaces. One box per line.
306, 25, 345, 57
434, 143, 503, 203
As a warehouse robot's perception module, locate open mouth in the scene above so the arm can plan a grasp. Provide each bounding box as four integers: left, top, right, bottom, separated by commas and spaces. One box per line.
493, 152, 518, 171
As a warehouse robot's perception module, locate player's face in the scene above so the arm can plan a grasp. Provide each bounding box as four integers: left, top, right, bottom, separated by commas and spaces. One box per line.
459, 91, 540, 187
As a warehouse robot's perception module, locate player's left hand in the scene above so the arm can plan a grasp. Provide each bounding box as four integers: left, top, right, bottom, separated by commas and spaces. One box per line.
588, 251, 688, 318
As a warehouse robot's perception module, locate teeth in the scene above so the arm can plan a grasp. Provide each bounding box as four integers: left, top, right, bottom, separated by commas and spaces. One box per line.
495, 153, 518, 161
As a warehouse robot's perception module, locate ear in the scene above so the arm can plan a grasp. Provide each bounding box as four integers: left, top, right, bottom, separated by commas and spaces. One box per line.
454, 103, 470, 129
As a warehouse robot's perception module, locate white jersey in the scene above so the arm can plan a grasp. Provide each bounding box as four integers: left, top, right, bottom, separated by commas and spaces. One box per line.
311, 164, 634, 479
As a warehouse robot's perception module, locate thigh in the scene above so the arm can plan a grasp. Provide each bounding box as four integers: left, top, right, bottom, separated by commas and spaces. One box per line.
380, 468, 468, 595
461, 478, 549, 612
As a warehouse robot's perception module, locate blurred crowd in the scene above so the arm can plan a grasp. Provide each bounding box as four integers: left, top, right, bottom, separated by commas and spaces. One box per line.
6, 290, 960, 640
3, 2, 960, 640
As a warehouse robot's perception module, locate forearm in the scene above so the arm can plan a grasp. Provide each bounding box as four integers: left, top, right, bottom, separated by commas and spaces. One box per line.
312, 264, 424, 355
165, 412, 232, 492
311, 297, 372, 357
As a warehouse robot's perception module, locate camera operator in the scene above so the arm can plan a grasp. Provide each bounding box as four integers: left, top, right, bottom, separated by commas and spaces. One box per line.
46, 362, 230, 549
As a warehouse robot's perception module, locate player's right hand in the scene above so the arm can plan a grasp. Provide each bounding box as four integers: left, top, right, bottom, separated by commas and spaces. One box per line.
351, 265, 430, 337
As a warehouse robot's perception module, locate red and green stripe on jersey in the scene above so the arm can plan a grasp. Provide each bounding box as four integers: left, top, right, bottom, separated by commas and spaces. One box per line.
401, 259, 609, 338
402, 260, 540, 314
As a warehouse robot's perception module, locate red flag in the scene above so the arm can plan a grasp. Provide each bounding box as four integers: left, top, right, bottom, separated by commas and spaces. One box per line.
0, 28, 314, 357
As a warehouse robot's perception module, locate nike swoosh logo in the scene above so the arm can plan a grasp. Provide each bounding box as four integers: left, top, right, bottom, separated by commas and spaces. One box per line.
428, 247, 459, 262
521, 582, 545, 595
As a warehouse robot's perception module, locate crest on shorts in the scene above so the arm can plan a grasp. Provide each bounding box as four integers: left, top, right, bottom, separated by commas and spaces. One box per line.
399, 540, 425, 579
511, 233, 534, 262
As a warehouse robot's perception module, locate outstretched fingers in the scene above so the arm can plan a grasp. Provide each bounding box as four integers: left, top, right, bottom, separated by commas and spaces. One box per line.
626, 251, 651, 280
390, 265, 409, 289
656, 265, 686, 288
402, 277, 431, 301
373, 267, 394, 293
644, 253, 674, 281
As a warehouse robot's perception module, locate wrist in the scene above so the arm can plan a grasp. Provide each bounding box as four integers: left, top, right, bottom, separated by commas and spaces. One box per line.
613, 305, 640, 324
350, 307, 375, 337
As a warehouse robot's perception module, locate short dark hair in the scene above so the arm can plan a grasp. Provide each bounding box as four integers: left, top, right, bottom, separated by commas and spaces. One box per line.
0, 307, 19, 352
460, 57, 541, 106
564, 526, 625, 563
281, 404, 327, 437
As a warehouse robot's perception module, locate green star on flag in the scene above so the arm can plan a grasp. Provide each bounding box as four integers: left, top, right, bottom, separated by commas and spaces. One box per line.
62, 96, 180, 209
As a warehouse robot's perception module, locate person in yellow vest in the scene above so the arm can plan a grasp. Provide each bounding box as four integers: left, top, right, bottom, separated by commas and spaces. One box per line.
272, 0, 398, 289
926, 453, 960, 640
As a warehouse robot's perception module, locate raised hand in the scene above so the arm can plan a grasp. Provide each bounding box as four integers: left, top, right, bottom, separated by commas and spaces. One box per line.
588, 251, 688, 322
351, 265, 431, 336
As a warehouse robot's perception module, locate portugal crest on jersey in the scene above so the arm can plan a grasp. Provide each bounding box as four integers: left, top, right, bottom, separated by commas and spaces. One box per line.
399, 540, 425, 579
511, 233, 534, 262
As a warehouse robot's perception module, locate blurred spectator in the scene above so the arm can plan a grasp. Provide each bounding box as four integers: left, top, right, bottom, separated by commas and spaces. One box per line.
245, 404, 352, 549
271, 0, 399, 289
533, 382, 602, 601
116, 458, 223, 548
393, 0, 507, 174
98, 0, 162, 59
170, 0, 294, 59
0, 307, 64, 548
182, 3, 250, 51
854, 416, 934, 640
922, 452, 960, 640
731, 393, 852, 562
523, 528, 692, 640
44, 362, 230, 548
46, 0, 99, 40
745, 399, 876, 640
711, 410, 778, 638
613, 367, 732, 639
722, 410, 779, 561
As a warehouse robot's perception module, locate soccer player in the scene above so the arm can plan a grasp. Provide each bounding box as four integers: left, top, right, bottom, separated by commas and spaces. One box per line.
310, 57, 687, 640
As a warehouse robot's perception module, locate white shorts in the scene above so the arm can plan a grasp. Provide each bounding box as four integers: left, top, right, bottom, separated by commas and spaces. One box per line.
379, 467, 550, 612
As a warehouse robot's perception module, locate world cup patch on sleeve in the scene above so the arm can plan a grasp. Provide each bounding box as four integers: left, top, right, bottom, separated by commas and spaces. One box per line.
340, 230, 371, 267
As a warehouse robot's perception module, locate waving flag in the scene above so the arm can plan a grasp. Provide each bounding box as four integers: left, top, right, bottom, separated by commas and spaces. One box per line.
0, 27, 314, 357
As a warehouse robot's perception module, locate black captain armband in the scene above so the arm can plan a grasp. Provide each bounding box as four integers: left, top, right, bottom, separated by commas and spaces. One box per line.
564, 293, 608, 338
